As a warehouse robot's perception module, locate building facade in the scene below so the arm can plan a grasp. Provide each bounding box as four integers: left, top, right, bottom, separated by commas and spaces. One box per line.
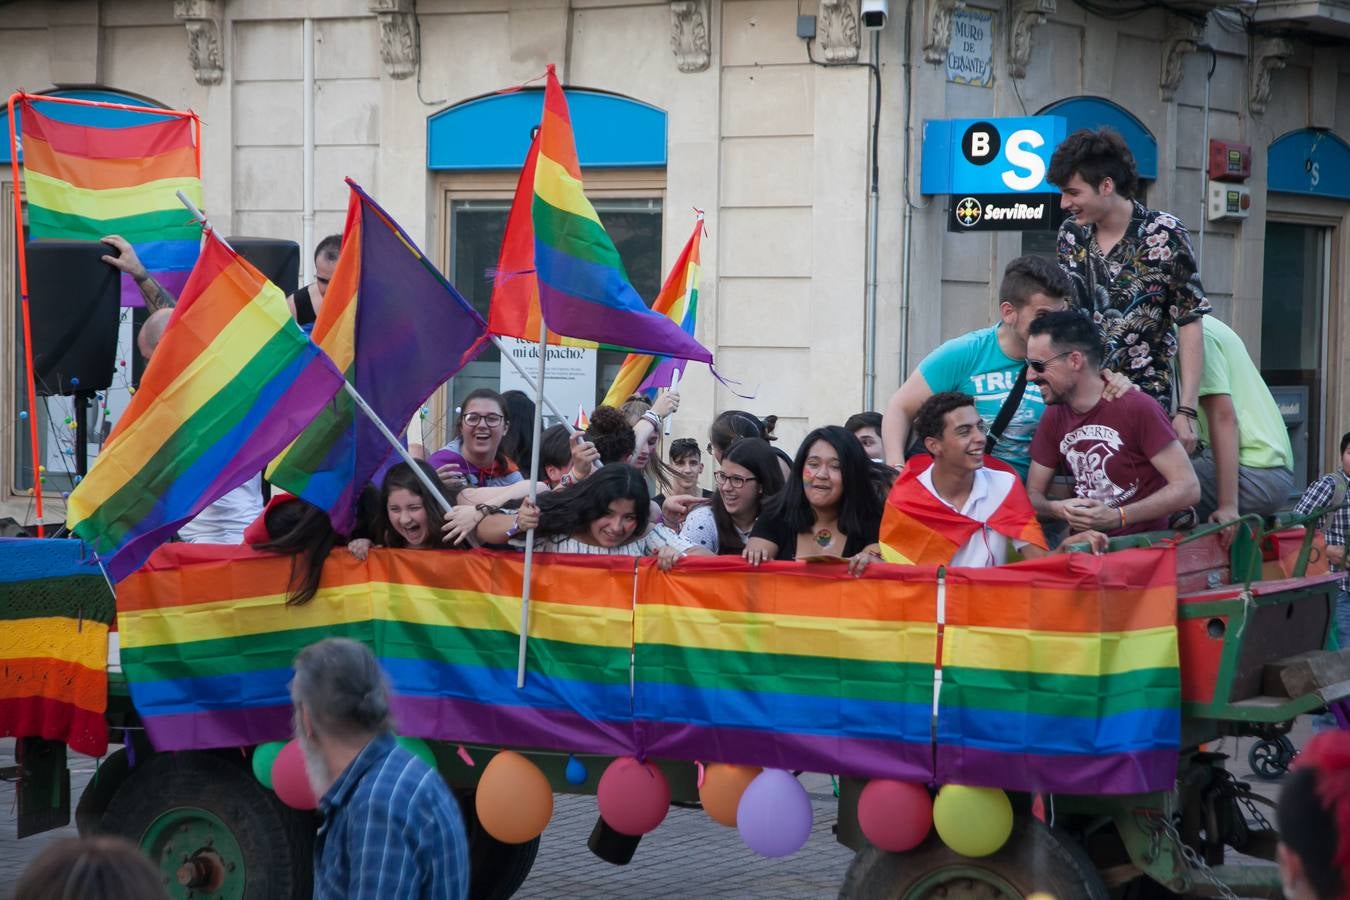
1, 0, 1348, 524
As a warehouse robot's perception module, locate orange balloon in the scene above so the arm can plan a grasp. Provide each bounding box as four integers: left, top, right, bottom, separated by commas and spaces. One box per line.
699, 763, 761, 827
475, 750, 554, 844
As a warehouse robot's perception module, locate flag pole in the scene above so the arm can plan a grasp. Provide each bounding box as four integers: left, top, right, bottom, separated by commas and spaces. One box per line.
663, 369, 680, 436
175, 191, 453, 517
516, 317, 549, 688
8, 93, 44, 535
490, 334, 576, 434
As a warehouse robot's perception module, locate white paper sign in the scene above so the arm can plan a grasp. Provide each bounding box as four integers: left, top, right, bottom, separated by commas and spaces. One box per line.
497, 338, 597, 426
947, 8, 995, 88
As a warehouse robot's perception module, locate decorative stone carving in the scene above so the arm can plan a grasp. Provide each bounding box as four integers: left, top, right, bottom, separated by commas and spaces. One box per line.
1008, 0, 1054, 80
670, 0, 711, 73
172, 0, 223, 86
924, 0, 965, 65
1250, 36, 1292, 116
370, 0, 418, 80
819, 0, 860, 63
1159, 16, 1202, 102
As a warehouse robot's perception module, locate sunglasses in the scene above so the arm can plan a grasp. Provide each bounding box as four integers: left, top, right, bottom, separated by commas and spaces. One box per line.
1025, 350, 1073, 374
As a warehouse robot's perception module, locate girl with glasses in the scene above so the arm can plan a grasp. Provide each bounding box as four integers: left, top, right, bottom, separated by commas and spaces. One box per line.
429, 388, 524, 491
680, 438, 785, 555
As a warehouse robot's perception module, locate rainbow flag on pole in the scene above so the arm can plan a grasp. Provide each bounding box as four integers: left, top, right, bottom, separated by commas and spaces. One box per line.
533, 65, 712, 362
267, 180, 488, 534
18, 98, 202, 306
601, 213, 704, 407
66, 231, 345, 581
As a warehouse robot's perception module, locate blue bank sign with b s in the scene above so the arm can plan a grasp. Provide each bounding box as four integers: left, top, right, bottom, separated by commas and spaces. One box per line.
921, 116, 1066, 195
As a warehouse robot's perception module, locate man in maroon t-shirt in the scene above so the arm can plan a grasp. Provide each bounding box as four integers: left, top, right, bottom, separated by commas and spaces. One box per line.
1024, 310, 1199, 536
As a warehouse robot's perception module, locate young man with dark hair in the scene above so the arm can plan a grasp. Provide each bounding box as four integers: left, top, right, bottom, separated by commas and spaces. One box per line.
1049, 127, 1211, 453
1293, 431, 1350, 646
845, 412, 885, 462
287, 233, 342, 328
878, 392, 1110, 568
1024, 310, 1199, 537
1275, 730, 1350, 899
882, 255, 1074, 479
668, 438, 711, 497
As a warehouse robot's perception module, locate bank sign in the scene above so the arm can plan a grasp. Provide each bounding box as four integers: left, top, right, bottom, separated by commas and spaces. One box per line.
921, 116, 1066, 232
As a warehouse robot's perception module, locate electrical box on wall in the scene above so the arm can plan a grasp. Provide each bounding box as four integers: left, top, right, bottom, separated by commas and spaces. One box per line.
1208, 182, 1251, 221
1208, 139, 1252, 182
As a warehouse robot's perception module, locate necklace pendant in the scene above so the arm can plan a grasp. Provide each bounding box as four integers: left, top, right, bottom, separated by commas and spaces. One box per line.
815, 528, 833, 548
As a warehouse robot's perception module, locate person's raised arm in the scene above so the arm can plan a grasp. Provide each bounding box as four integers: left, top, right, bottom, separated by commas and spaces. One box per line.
881, 371, 934, 467
102, 235, 176, 312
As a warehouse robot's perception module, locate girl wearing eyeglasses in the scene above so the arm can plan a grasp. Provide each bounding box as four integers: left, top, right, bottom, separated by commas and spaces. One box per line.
429, 389, 524, 491
680, 438, 785, 555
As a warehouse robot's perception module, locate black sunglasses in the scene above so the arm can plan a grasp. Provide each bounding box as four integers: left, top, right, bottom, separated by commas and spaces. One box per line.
1026, 350, 1073, 374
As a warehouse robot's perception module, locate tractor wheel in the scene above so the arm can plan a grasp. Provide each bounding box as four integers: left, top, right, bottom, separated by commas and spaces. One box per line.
455, 788, 539, 900
839, 816, 1109, 900
100, 750, 316, 900
75, 747, 133, 835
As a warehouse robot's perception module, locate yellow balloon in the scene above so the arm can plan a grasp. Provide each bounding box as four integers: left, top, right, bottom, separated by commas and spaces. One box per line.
932, 784, 1013, 858
475, 750, 554, 844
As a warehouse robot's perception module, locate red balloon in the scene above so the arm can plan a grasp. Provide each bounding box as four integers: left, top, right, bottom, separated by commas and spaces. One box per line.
272, 739, 318, 810
857, 779, 932, 853
596, 757, 670, 836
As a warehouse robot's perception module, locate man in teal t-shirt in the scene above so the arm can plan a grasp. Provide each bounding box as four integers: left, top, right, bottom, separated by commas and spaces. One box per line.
1185, 316, 1294, 525
883, 256, 1070, 479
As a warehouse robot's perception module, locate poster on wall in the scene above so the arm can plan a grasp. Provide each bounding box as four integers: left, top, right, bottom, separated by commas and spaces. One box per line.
947, 8, 995, 87
497, 338, 598, 426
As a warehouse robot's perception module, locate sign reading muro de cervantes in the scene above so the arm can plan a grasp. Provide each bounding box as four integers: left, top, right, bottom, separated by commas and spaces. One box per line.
947, 8, 995, 88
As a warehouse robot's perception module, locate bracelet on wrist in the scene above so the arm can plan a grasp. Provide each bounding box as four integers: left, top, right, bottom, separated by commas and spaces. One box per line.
642, 410, 663, 428
1118, 506, 1128, 529
1175, 406, 1199, 420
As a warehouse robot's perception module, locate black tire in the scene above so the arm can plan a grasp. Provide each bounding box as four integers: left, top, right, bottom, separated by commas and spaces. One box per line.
839, 817, 1109, 900
1247, 739, 1288, 780
101, 751, 316, 900
75, 747, 132, 835
455, 789, 539, 900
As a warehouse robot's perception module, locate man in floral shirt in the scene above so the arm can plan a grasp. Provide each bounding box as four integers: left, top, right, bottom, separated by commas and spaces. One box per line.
1050, 127, 1210, 454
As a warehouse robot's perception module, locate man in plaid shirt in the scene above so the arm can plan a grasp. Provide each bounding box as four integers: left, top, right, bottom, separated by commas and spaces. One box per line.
293, 638, 469, 900
1293, 431, 1350, 646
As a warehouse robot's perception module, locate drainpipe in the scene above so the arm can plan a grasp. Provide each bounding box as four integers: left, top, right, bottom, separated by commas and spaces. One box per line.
863, 29, 881, 410
302, 17, 316, 282
1196, 43, 1216, 272
898, 0, 916, 381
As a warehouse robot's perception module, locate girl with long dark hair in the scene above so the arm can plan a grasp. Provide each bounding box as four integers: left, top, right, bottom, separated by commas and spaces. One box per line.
680, 438, 784, 555
348, 460, 455, 558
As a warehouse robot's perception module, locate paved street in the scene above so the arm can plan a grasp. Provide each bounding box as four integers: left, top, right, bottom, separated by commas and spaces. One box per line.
1, 730, 1297, 899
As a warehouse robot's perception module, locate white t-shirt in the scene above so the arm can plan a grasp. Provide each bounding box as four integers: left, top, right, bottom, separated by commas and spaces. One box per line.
177, 473, 264, 545
680, 504, 751, 555
917, 466, 1029, 568
511, 523, 695, 557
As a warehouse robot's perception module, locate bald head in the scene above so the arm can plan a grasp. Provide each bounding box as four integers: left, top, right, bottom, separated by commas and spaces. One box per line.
137, 309, 173, 361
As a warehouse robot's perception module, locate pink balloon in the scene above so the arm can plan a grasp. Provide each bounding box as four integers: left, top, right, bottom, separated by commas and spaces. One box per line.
272, 739, 318, 810
596, 757, 671, 836
857, 779, 932, 853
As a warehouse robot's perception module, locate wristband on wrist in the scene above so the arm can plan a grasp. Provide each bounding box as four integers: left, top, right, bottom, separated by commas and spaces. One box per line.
1176, 405, 1199, 420
642, 410, 663, 428
1118, 506, 1128, 529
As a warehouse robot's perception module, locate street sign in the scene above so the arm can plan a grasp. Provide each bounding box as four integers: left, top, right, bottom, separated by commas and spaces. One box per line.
947, 193, 1058, 232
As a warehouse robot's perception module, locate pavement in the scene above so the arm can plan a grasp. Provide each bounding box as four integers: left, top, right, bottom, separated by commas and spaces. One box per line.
0, 726, 1302, 900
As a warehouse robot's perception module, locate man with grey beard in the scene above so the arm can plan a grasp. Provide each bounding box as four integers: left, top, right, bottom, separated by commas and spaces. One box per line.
292, 638, 468, 899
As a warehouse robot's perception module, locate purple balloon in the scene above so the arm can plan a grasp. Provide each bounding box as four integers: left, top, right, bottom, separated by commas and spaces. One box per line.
736, 769, 813, 857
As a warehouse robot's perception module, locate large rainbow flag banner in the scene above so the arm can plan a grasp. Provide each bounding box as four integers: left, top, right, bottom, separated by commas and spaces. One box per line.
115, 545, 1180, 794
486, 133, 597, 350
0, 539, 116, 757
600, 213, 704, 407
18, 98, 203, 306
533, 66, 712, 362
267, 180, 488, 534
936, 548, 1182, 794
66, 231, 346, 581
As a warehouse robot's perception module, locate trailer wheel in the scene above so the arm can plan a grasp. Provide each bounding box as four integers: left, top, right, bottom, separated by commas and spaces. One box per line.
839, 817, 1109, 900
455, 788, 539, 900
100, 751, 315, 900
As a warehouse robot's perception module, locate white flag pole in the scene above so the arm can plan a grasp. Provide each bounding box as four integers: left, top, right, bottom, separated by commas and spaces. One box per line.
516, 318, 549, 688
491, 335, 576, 434
663, 369, 680, 436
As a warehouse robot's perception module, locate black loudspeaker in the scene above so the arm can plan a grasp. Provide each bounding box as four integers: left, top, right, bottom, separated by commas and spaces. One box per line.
25, 241, 120, 397
227, 237, 301, 298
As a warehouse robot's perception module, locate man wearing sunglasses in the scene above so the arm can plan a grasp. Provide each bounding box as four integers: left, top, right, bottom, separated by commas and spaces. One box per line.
1025, 310, 1199, 537
286, 233, 341, 328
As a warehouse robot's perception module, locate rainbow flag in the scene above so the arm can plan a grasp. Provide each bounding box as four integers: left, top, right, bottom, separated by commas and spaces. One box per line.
0, 539, 115, 757
936, 547, 1181, 794
600, 214, 703, 407
117, 546, 639, 754
266, 180, 488, 533
632, 560, 937, 780
18, 98, 202, 307
879, 456, 1046, 566
66, 231, 346, 581
533, 66, 712, 362
486, 133, 597, 350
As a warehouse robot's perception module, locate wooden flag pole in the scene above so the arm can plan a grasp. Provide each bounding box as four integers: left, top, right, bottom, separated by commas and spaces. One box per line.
517, 317, 550, 688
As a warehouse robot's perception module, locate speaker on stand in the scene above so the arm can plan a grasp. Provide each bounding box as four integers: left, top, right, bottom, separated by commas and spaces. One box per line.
226, 237, 301, 299
24, 241, 122, 479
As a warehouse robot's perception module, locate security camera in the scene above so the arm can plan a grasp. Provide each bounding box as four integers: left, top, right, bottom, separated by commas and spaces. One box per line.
861, 0, 888, 30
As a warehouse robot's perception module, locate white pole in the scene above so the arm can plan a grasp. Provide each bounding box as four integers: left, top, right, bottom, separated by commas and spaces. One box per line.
302, 17, 315, 284
491, 334, 575, 434
517, 318, 549, 688
664, 369, 680, 436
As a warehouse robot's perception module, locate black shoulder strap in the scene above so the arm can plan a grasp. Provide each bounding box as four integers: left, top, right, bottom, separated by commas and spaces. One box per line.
984, 365, 1028, 454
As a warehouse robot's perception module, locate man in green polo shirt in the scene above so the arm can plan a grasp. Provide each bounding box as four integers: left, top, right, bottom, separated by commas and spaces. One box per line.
1187, 316, 1295, 527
